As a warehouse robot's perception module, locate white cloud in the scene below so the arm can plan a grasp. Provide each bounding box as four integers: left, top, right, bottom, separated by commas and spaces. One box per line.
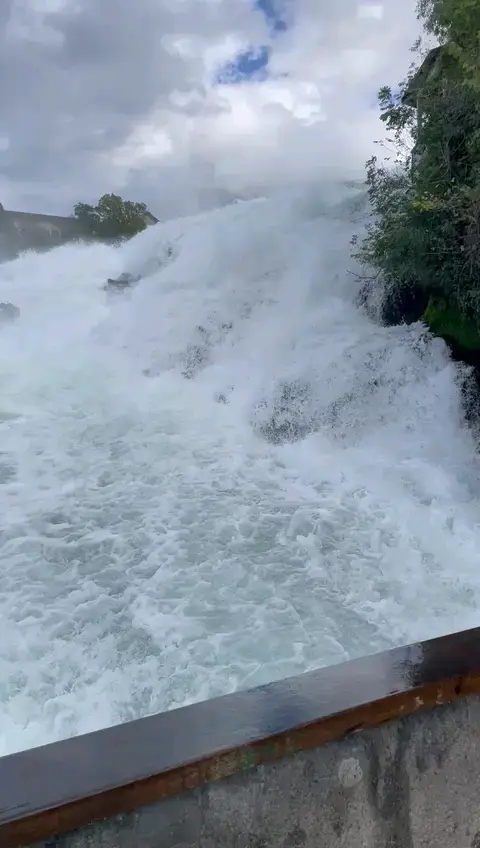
357, 3, 384, 21
1, 0, 421, 218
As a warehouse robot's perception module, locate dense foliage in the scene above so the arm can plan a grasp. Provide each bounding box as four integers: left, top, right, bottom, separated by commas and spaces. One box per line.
354, 0, 480, 348
72, 194, 151, 241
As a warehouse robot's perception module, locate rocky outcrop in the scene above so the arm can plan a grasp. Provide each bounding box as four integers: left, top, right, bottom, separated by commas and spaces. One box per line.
402, 46, 445, 109
421, 298, 480, 425
357, 276, 429, 327
401, 46, 461, 176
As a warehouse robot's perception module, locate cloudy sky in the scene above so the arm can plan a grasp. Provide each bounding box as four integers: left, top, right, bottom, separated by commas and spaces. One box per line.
1, 0, 423, 219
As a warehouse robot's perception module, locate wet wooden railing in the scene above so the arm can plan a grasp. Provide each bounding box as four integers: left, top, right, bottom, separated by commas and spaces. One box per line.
1, 627, 480, 847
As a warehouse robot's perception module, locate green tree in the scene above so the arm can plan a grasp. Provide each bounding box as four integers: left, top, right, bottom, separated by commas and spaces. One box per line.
73, 193, 151, 241
354, 0, 480, 352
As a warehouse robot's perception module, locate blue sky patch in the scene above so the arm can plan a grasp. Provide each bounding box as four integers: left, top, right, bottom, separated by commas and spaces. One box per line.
215, 0, 289, 85
216, 45, 270, 84
255, 0, 288, 33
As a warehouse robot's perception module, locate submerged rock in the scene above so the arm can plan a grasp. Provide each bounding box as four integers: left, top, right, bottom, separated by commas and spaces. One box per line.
181, 322, 234, 380
103, 272, 141, 293
0, 302, 20, 324
215, 386, 234, 404
253, 379, 314, 444
182, 342, 210, 379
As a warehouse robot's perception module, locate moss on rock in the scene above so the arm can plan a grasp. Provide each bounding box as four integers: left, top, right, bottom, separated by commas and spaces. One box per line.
423, 298, 480, 352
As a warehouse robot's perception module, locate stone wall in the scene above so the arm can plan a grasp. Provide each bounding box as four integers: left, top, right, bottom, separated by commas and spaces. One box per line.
28, 695, 480, 848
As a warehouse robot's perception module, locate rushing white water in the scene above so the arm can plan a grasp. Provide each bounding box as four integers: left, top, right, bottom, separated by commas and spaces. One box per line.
1, 183, 480, 756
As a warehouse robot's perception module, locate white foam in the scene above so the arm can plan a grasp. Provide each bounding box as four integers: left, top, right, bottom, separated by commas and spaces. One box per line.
1, 184, 479, 755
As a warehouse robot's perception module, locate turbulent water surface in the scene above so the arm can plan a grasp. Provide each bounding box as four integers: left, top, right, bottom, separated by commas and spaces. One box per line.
1, 184, 480, 755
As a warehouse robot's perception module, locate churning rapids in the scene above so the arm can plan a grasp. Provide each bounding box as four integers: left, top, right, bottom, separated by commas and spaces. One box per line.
1, 183, 480, 756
